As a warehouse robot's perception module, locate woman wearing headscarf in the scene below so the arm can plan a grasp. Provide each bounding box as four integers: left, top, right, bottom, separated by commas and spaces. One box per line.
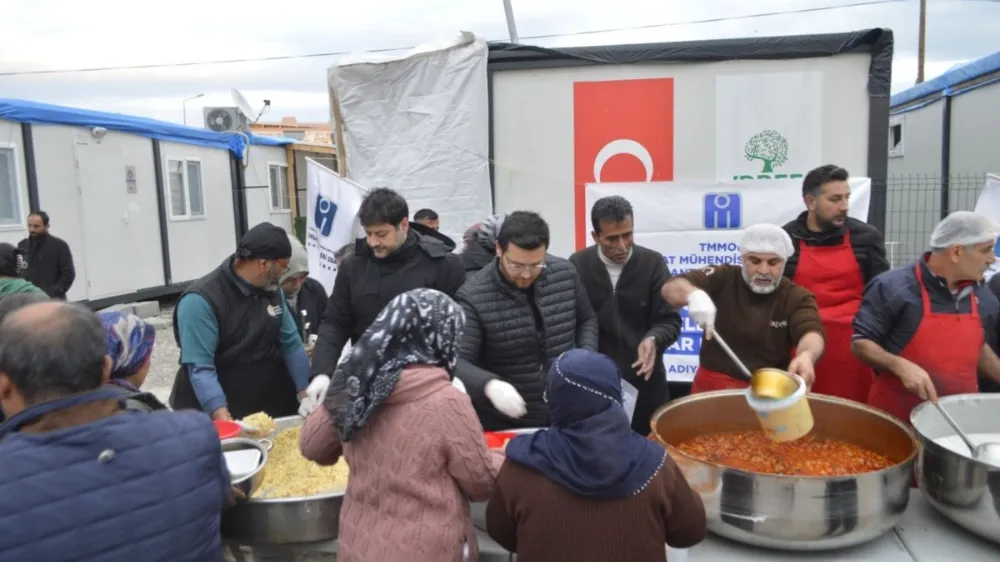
0, 243, 43, 295
99, 310, 167, 411
299, 288, 502, 562
461, 214, 505, 281
279, 234, 329, 352
486, 349, 707, 562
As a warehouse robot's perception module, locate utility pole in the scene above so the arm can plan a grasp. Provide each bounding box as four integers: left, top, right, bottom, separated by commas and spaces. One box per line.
503, 0, 520, 44
916, 0, 927, 84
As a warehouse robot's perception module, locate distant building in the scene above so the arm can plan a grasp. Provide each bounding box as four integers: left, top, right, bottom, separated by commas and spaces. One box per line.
252, 116, 333, 145
884, 50, 1000, 267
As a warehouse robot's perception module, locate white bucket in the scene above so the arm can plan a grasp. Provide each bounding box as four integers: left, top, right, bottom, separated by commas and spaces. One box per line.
744, 374, 814, 442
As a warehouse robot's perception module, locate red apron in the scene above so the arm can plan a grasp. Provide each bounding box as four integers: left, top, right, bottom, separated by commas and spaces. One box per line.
690, 366, 750, 394
866, 263, 982, 424
791, 230, 873, 402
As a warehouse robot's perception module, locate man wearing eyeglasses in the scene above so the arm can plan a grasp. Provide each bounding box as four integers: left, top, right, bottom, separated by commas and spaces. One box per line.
169, 223, 312, 421
454, 211, 599, 430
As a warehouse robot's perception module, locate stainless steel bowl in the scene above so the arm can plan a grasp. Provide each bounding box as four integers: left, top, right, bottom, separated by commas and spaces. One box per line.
651, 390, 918, 551
221, 437, 270, 498
221, 415, 345, 544
911, 393, 1000, 545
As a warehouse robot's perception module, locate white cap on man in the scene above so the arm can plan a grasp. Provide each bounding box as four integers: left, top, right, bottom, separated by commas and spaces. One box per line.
739, 224, 795, 259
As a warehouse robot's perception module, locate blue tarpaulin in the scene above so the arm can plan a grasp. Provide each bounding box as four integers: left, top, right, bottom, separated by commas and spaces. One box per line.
891, 50, 1000, 109
0, 98, 294, 158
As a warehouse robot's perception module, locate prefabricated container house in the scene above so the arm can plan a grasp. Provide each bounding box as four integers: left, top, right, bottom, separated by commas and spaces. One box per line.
0, 98, 295, 308
885, 50, 1000, 265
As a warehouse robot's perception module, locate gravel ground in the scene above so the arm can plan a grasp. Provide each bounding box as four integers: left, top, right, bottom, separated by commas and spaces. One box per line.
144, 303, 180, 404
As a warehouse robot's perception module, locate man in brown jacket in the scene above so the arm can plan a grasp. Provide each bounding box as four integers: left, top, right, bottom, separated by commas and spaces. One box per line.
660, 223, 826, 394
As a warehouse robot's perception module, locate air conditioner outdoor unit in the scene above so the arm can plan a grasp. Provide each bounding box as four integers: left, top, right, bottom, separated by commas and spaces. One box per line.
203, 107, 249, 133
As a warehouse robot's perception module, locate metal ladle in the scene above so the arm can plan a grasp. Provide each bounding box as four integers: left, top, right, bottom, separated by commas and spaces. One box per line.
934, 402, 1000, 468
712, 331, 799, 400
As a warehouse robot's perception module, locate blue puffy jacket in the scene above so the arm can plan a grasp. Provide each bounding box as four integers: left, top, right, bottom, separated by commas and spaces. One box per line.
0, 407, 230, 562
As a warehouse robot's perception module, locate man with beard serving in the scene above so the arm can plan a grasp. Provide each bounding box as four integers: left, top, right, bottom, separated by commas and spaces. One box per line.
661, 224, 825, 393
782, 165, 889, 402
170, 223, 312, 420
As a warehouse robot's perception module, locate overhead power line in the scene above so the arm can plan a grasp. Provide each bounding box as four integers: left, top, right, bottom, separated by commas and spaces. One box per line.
0, 0, 905, 77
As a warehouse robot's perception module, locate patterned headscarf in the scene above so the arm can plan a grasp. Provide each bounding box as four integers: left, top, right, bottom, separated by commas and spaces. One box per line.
98, 311, 156, 379
324, 288, 465, 442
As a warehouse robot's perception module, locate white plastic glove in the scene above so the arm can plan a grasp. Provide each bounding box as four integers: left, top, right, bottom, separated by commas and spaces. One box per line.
687, 289, 717, 339
485, 380, 527, 419
306, 375, 331, 405
451, 377, 467, 394
297, 396, 318, 417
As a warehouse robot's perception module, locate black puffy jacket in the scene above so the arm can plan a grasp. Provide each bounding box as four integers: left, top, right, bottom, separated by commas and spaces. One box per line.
454, 257, 598, 430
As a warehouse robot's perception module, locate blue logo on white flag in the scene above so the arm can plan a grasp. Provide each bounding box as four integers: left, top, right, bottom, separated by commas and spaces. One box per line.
315, 195, 338, 237
704, 193, 742, 229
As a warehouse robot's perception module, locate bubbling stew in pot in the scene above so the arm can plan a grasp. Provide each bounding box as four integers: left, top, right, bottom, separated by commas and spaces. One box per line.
676, 431, 894, 476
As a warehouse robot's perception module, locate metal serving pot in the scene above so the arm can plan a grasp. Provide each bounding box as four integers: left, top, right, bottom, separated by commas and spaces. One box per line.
222, 437, 271, 499
650, 390, 918, 551
911, 393, 1000, 545
221, 415, 345, 544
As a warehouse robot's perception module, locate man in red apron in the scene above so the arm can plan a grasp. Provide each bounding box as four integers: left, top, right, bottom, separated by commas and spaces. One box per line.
661, 224, 826, 393
852, 211, 1000, 423
783, 165, 889, 403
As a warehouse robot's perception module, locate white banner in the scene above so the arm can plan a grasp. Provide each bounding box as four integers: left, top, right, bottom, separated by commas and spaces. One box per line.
305, 158, 365, 295
973, 173, 1000, 280
715, 72, 823, 181
585, 178, 872, 382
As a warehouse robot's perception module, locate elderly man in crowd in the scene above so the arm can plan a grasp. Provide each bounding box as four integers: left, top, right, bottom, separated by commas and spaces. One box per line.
0, 301, 233, 561
661, 223, 825, 393
853, 211, 1000, 421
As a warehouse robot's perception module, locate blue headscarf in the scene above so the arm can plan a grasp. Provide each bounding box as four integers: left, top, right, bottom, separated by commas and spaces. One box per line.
505, 349, 667, 499
98, 311, 156, 380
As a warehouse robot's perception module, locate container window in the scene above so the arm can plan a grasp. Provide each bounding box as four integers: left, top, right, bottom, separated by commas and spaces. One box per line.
0, 148, 20, 226
186, 161, 205, 217
888, 116, 904, 158
268, 164, 290, 211
166, 158, 205, 219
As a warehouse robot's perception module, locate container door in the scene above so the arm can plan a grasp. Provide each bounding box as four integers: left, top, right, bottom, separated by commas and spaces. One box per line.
75, 141, 135, 300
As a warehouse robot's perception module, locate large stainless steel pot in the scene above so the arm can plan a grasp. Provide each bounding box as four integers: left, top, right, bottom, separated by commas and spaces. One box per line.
911, 393, 1000, 545
650, 390, 918, 551
221, 415, 344, 544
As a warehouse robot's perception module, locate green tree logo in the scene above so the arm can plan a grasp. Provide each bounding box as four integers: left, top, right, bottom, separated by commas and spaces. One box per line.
744, 129, 788, 174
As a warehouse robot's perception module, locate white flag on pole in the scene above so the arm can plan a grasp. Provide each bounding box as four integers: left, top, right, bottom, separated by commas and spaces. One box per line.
305, 158, 365, 295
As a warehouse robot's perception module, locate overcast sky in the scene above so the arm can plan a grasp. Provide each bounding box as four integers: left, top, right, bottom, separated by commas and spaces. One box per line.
1, 0, 996, 125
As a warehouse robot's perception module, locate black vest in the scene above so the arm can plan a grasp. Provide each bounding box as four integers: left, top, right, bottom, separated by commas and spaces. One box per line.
169, 257, 298, 419
172, 257, 285, 368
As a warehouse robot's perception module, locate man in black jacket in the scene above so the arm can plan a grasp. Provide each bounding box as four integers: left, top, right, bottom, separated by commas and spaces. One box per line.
17, 211, 75, 300
782, 165, 889, 403
570, 196, 682, 434
306, 188, 465, 403
454, 211, 599, 430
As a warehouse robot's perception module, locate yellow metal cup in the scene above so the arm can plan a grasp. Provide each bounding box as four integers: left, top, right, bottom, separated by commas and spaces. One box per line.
750, 368, 800, 400
745, 374, 814, 442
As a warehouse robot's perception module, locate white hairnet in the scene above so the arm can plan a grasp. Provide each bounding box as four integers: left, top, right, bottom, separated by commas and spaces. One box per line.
929, 211, 1000, 249
739, 224, 795, 259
